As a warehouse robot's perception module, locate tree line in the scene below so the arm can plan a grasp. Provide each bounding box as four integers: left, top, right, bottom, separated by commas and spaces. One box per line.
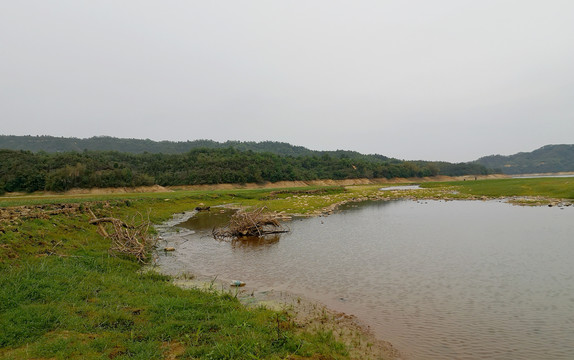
0, 148, 493, 194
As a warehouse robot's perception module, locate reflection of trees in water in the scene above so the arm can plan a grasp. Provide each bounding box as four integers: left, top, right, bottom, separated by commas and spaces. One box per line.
230, 234, 281, 248
180, 209, 234, 231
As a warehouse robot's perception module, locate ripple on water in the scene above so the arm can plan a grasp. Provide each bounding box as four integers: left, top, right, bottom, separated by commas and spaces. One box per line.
158, 200, 574, 360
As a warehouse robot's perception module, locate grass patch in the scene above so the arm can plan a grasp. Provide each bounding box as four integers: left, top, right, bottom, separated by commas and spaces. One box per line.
422, 178, 574, 199
2, 179, 573, 358
0, 189, 360, 359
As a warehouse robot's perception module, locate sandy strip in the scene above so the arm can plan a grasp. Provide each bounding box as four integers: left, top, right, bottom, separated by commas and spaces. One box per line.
167, 174, 509, 192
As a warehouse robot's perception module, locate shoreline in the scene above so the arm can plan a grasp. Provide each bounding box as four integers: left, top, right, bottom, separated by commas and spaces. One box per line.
153, 189, 573, 359
154, 207, 405, 359
0, 174, 509, 199
3, 178, 572, 359
165, 174, 509, 192
166, 273, 403, 360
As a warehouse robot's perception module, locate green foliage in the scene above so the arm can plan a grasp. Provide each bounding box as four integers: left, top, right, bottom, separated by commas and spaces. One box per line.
422, 177, 574, 199
0, 147, 492, 193
475, 144, 574, 174
414, 161, 491, 176
0, 209, 351, 359
0, 135, 374, 159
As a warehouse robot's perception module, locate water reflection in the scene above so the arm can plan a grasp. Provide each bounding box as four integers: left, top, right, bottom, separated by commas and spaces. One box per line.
229, 235, 281, 249
179, 208, 234, 231
178, 208, 282, 250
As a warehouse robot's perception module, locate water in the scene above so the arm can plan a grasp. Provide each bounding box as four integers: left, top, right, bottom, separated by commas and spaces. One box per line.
158, 200, 574, 359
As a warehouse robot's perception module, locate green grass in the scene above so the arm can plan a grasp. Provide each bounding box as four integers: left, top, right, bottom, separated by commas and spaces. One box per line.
0, 186, 344, 209
422, 177, 574, 199
2, 178, 573, 359
0, 196, 354, 360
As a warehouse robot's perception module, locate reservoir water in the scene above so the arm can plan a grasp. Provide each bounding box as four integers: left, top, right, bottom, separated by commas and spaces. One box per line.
158, 200, 574, 359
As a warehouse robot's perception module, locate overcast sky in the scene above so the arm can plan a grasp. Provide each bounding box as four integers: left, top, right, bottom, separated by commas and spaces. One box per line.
1, 1, 573, 162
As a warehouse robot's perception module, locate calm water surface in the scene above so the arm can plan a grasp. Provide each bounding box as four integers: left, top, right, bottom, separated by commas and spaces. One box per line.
158, 200, 574, 359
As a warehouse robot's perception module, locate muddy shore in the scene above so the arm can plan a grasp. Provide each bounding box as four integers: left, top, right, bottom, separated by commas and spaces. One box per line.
153, 203, 412, 359
167, 275, 404, 360
166, 174, 509, 192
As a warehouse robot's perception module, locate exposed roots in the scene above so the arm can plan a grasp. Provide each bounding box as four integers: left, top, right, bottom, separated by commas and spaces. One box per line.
212, 207, 289, 240
88, 209, 156, 263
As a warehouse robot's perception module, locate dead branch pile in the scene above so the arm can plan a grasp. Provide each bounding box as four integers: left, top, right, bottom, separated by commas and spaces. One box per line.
88, 209, 156, 263
212, 207, 288, 240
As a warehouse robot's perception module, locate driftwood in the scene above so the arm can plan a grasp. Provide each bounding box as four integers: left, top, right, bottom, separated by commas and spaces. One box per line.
88, 209, 156, 263
212, 207, 289, 240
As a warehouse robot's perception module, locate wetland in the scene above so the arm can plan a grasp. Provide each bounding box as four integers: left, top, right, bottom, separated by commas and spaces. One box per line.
159, 199, 574, 359
2, 177, 573, 359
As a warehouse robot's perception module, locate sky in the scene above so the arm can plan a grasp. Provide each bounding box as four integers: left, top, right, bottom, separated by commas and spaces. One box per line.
1, 1, 573, 162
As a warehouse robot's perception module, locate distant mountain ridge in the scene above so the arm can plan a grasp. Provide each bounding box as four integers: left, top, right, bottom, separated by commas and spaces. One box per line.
0, 135, 391, 163
474, 144, 574, 174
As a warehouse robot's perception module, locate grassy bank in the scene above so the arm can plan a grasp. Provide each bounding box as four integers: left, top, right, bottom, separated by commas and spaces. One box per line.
422, 177, 574, 201
1, 185, 396, 360
2, 178, 572, 359
0, 195, 357, 360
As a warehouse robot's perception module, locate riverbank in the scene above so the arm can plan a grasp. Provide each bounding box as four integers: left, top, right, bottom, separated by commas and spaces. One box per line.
2, 177, 572, 359
166, 174, 509, 191
0, 174, 509, 199
2, 183, 429, 359
156, 188, 574, 359
167, 274, 402, 360
155, 208, 404, 360
0, 201, 370, 359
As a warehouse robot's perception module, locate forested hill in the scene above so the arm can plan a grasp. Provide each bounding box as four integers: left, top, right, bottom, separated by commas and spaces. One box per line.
474, 144, 574, 174
0, 135, 390, 162
0, 148, 492, 194
0, 135, 305, 155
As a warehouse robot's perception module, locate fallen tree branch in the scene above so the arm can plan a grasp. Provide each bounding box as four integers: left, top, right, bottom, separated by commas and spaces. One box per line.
212, 207, 289, 240
88, 209, 156, 263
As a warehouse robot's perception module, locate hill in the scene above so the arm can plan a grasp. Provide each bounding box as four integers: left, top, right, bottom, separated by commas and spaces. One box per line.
0, 148, 484, 194
0, 135, 391, 162
474, 144, 574, 174
0, 136, 493, 194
